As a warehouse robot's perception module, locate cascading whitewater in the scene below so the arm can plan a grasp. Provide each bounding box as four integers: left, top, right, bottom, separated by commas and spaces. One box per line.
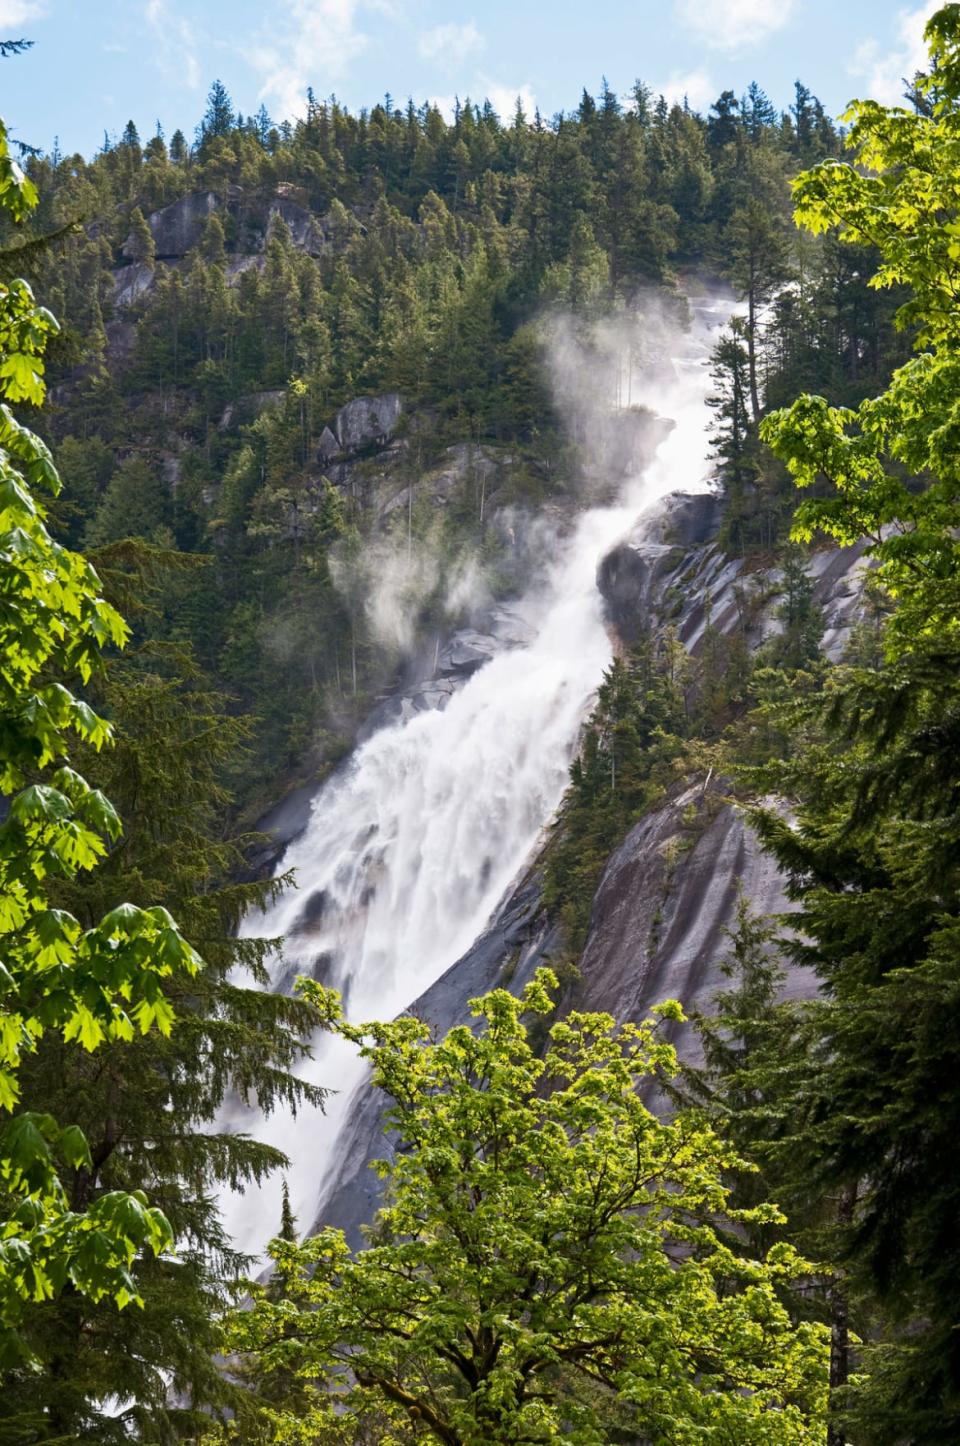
220, 294, 730, 1257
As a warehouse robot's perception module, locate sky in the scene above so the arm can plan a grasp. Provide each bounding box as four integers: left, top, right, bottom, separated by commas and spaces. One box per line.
0, 0, 944, 158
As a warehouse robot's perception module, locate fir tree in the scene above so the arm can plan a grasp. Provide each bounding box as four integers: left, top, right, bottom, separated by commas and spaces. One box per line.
126, 204, 156, 268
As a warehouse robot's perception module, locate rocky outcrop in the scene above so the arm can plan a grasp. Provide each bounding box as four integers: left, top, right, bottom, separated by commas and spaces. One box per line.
311, 489, 875, 1241
316, 426, 339, 463
218, 389, 286, 430
266, 193, 324, 254
363, 607, 536, 733
119, 186, 330, 266
575, 782, 812, 1059
111, 262, 155, 308
598, 491, 723, 643
598, 488, 872, 663
121, 191, 220, 261
335, 393, 403, 453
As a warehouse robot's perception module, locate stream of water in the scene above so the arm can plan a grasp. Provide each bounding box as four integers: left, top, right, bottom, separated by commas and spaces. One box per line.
219, 294, 729, 1258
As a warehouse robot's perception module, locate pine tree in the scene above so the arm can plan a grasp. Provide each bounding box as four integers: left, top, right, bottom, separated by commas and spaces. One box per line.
199, 79, 234, 143
726, 196, 790, 421
169, 127, 188, 164
126, 204, 156, 268
85, 455, 170, 547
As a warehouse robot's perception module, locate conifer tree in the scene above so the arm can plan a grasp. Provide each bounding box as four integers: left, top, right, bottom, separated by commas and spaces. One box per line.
199, 79, 234, 143
126, 204, 156, 269
753, 9, 960, 1430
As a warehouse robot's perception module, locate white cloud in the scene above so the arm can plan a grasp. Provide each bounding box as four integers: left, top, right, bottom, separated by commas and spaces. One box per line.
482, 80, 537, 123
145, 0, 201, 91
0, 0, 45, 27
248, 0, 373, 122
426, 81, 534, 124
850, 0, 939, 107
418, 20, 483, 67
425, 93, 457, 121
659, 68, 716, 112
674, 0, 796, 53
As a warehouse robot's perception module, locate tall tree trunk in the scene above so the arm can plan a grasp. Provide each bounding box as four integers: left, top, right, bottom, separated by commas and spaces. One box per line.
827, 1182, 858, 1446
747, 275, 761, 423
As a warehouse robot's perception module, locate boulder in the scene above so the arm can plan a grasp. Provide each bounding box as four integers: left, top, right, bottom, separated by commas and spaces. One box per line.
121, 192, 220, 261
597, 491, 723, 645
335, 393, 402, 453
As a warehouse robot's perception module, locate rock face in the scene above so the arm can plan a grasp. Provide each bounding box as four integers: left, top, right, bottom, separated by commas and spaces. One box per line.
308, 489, 875, 1240
119, 186, 331, 266
598, 491, 723, 644
316, 426, 339, 462
111, 262, 156, 308
266, 194, 324, 254
363, 607, 536, 734
575, 783, 812, 1061
218, 389, 286, 431
121, 192, 220, 261
598, 488, 872, 663
335, 393, 403, 453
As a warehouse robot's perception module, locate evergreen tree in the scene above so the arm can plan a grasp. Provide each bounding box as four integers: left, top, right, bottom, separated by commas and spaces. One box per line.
726, 195, 790, 421
85, 455, 170, 547
199, 79, 234, 143
126, 204, 156, 268
755, 9, 960, 1431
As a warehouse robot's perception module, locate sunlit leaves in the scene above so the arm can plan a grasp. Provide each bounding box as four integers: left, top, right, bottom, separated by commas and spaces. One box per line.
762, 12, 960, 654
217, 973, 830, 1443
0, 115, 204, 1362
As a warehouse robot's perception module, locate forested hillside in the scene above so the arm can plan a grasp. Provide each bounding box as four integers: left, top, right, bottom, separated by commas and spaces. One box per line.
0, 7, 957, 1441
8, 70, 906, 814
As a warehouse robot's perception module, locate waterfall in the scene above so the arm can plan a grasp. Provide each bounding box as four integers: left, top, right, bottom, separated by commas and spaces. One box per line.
219, 293, 730, 1258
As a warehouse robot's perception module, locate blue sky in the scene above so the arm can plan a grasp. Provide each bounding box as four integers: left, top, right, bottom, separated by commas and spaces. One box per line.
0, 0, 942, 158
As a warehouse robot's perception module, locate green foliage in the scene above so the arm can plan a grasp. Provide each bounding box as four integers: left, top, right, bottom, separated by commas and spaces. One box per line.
12, 65, 851, 811
0, 632, 326, 1438
726, 9, 960, 1434
0, 115, 201, 1365
761, 10, 960, 651
544, 643, 687, 948
0, 49, 923, 1436
219, 973, 830, 1444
